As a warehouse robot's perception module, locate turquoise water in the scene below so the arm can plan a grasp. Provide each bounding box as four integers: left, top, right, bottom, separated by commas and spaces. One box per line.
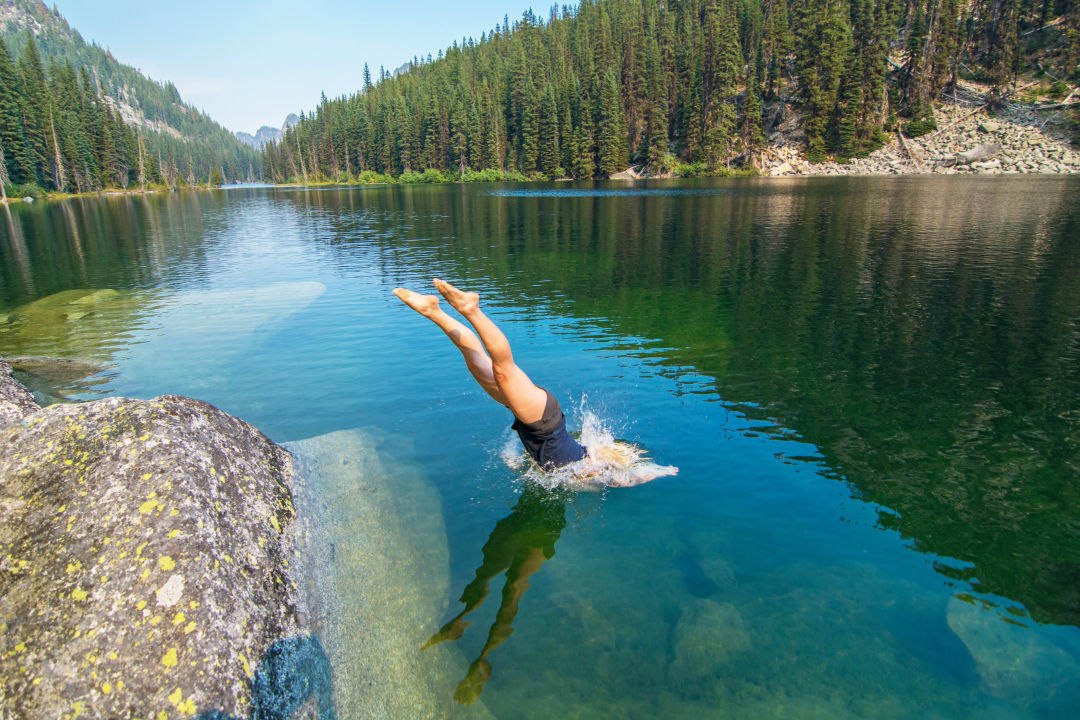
2, 178, 1079, 718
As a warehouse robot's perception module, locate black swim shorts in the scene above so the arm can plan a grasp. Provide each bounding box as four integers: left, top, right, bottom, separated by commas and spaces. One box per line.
511, 390, 587, 469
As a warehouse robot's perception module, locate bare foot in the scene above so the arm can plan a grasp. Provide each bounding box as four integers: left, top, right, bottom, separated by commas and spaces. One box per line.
433, 278, 479, 315
454, 658, 493, 706
421, 616, 470, 650
393, 287, 439, 317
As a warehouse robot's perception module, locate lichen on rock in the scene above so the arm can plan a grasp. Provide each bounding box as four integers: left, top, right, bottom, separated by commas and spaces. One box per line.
0, 362, 311, 720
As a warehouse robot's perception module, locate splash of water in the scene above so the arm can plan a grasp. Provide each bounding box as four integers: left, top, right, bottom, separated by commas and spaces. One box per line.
501, 407, 678, 491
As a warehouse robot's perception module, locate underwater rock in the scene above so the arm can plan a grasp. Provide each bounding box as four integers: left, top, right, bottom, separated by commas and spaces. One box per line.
0, 373, 310, 719
0, 357, 40, 425
68, 289, 122, 305
8, 356, 110, 387
0, 288, 151, 367
287, 429, 491, 719
668, 598, 751, 699
946, 595, 1080, 703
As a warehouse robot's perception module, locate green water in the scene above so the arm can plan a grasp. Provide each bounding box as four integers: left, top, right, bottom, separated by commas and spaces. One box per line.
1, 177, 1079, 718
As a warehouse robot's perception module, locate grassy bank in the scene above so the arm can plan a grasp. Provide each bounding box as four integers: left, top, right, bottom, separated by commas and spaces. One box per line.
2, 183, 231, 203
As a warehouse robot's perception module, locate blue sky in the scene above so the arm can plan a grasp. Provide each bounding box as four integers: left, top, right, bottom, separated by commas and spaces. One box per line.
56, 1, 566, 134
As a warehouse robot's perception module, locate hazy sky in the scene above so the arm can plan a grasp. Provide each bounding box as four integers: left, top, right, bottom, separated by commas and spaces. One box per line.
56, 1, 565, 134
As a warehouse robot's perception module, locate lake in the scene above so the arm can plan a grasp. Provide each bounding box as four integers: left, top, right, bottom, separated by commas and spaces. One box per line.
2, 177, 1079, 718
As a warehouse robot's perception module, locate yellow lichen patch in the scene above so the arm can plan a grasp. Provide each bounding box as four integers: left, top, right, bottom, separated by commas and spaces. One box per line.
172, 611, 186, 626
14, 642, 25, 652
167, 529, 180, 539
188, 601, 199, 610
108, 651, 118, 660
269, 514, 280, 533
136, 600, 147, 610
168, 687, 183, 705
161, 647, 178, 668
141, 569, 151, 580
102, 681, 112, 694
71, 700, 85, 718
183, 621, 195, 634
149, 615, 163, 626
138, 499, 158, 515
239, 651, 252, 679
66, 560, 82, 573
142, 473, 152, 480
158, 556, 175, 571
56, 504, 66, 514
136, 542, 147, 557
70, 587, 88, 601
169, 508, 179, 517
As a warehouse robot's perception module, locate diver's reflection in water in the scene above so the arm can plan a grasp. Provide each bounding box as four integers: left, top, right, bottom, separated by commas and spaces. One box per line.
424, 486, 567, 705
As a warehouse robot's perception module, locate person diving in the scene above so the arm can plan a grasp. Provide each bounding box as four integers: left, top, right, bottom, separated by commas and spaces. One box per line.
393, 279, 587, 470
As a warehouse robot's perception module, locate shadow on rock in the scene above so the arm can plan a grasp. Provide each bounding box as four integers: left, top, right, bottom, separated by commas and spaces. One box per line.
196, 635, 336, 720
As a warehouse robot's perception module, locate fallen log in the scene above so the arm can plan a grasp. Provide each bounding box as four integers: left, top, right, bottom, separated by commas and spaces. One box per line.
896, 129, 924, 171
939, 143, 1003, 167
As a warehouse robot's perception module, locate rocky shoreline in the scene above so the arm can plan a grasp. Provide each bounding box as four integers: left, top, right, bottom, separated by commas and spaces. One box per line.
762, 94, 1079, 177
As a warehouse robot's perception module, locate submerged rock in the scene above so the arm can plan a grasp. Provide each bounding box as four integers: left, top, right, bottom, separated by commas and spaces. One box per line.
8, 356, 110, 387
0, 366, 313, 719
0, 288, 151, 369
287, 429, 491, 719
667, 598, 752, 697
946, 595, 1080, 704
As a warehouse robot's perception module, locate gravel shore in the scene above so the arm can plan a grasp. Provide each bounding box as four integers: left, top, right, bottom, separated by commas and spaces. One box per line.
761, 95, 1079, 177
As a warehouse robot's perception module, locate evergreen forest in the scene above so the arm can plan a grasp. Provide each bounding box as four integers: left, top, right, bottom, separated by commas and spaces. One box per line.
0, 0, 259, 196
262, 0, 1079, 182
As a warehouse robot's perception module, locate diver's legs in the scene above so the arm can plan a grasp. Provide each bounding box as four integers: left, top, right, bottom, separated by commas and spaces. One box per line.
433, 279, 547, 424
393, 288, 508, 406
453, 546, 548, 705
421, 574, 493, 649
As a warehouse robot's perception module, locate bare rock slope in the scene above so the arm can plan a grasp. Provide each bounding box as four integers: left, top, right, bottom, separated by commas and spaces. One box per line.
0, 360, 319, 719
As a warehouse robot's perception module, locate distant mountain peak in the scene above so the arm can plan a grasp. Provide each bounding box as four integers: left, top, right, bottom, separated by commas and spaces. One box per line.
236, 114, 300, 149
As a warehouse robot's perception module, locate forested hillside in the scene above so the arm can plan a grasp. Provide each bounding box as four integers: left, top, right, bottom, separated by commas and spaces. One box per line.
263, 0, 1079, 182
0, 0, 259, 194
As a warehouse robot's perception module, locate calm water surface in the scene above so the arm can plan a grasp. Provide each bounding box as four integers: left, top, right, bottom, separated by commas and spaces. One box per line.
2, 177, 1079, 718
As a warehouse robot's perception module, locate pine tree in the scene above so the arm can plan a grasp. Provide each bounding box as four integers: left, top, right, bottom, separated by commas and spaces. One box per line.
16, 34, 50, 186
794, 0, 852, 162
595, 69, 625, 176
539, 83, 561, 177
0, 40, 28, 185
703, 0, 741, 168
519, 81, 540, 172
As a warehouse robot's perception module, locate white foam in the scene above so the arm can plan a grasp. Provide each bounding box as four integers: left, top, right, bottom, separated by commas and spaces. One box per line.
503, 408, 678, 491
